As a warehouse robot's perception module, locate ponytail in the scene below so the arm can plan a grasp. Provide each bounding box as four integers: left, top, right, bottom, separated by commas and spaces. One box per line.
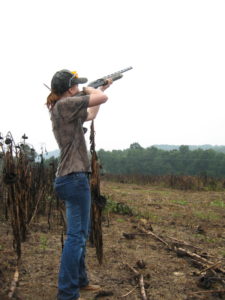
46, 92, 61, 110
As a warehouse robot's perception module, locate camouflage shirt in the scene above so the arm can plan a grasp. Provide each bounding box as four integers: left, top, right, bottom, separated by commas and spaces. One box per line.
50, 95, 90, 177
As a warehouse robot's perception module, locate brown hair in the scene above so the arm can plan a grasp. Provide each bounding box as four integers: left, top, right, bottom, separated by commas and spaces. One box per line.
46, 92, 62, 110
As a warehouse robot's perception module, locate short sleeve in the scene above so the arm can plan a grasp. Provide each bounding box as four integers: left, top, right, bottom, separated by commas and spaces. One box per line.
59, 95, 89, 122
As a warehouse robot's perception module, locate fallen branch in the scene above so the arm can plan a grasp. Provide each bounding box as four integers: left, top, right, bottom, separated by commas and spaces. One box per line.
139, 274, 148, 300
8, 266, 19, 298
199, 261, 222, 274
138, 226, 170, 248
135, 224, 225, 289
175, 247, 225, 274
167, 236, 203, 251
125, 264, 148, 300
189, 258, 206, 269
175, 247, 212, 264
126, 263, 139, 275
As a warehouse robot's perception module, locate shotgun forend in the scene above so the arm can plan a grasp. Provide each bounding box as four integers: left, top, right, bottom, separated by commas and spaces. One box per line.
87, 66, 133, 88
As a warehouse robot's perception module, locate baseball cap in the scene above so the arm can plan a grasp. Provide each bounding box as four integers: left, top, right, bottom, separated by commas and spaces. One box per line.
51, 69, 88, 94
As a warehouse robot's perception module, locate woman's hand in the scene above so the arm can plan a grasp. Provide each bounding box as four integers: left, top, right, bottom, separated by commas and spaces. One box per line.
98, 78, 113, 91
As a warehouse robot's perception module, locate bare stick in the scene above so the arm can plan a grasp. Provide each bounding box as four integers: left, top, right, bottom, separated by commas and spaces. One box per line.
139, 227, 170, 248
199, 261, 222, 274
121, 284, 138, 297
167, 236, 203, 250
125, 264, 148, 300
175, 247, 213, 263
126, 263, 139, 275
8, 266, 19, 298
139, 274, 148, 300
175, 247, 225, 274
139, 226, 225, 278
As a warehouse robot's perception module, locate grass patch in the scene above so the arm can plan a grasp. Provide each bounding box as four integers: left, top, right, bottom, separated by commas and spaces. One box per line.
172, 199, 188, 206
39, 235, 48, 251
194, 211, 220, 221
104, 198, 134, 216
134, 212, 159, 222
120, 192, 128, 197
172, 212, 183, 218
210, 200, 225, 208
194, 234, 220, 243
145, 189, 171, 196
204, 237, 220, 243
104, 198, 118, 213
116, 218, 124, 223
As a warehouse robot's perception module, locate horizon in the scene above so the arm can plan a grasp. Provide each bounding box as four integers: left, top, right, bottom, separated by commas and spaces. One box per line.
41, 143, 225, 158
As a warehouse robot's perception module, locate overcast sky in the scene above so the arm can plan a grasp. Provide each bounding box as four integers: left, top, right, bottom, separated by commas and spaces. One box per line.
0, 0, 225, 153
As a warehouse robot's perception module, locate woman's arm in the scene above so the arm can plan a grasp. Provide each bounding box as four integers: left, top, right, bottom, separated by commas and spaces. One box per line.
85, 80, 112, 121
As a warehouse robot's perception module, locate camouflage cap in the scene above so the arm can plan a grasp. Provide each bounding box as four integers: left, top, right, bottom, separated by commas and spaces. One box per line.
51, 69, 88, 94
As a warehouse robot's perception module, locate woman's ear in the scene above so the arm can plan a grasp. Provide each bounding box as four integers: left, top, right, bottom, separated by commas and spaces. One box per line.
68, 85, 78, 95
68, 87, 74, 95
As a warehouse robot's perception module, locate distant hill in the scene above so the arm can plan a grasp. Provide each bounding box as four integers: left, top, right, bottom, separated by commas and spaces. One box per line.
153, 144, 225, 153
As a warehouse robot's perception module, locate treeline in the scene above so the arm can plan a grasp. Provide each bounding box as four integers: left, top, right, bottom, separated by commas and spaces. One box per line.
98, 143, 225, 178
153, 144, 225, 153
43, 144, 225, 160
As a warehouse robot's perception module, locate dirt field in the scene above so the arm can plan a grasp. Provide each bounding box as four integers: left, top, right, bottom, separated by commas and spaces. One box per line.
0, 181, 225, 300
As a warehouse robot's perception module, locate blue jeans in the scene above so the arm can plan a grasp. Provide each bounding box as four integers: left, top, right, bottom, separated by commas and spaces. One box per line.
54, 172, 91, 300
